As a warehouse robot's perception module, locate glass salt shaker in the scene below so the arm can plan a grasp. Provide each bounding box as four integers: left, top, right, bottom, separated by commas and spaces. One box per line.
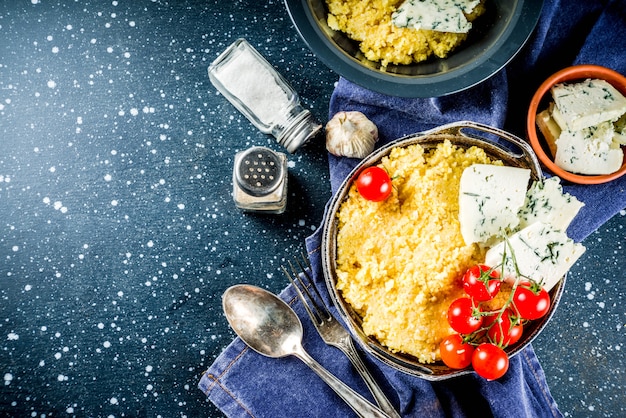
208, 38, 321, 153
232, 146, 288, 214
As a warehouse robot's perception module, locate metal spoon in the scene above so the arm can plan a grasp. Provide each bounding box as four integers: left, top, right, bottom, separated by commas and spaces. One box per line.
222, 284, 391, 418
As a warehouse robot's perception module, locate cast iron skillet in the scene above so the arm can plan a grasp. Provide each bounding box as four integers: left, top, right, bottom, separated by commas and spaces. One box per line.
321, 121, 565, 380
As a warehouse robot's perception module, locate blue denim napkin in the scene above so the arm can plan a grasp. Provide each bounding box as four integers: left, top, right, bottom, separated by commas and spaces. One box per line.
199, 0, 626, 416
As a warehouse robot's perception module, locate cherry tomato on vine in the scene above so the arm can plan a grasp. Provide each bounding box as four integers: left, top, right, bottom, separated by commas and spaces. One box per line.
440, 334, 475, 369
484, 309, 523, 346
462, 264, 501, 301
472, 343, 509, 380
513, 282, 551, 320
447, 297, 483, 334
355, 166, 392, 202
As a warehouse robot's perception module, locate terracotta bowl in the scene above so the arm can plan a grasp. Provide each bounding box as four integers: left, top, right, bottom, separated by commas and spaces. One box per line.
526, 64, 626, 184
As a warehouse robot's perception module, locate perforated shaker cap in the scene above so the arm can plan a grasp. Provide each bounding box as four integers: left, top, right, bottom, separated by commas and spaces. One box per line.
235, 147, 284, 197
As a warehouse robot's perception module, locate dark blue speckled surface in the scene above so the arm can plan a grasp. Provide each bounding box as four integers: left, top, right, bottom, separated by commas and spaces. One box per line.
0, 1, 624, 417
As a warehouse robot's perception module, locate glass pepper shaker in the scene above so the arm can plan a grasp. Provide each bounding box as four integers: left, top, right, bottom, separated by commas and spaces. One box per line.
232, 146, 288, 214
208, 38, 321, 153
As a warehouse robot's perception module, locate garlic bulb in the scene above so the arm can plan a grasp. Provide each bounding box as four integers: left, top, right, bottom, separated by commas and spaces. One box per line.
325, 111, 378, 158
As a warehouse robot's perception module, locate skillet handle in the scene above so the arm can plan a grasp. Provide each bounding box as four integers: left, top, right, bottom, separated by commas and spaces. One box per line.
420, 120, 543, 178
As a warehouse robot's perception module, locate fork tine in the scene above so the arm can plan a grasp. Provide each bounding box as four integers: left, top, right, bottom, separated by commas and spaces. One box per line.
290, 259, 330, 322
293, 253, 332, 319
281, 262, 323, 325
282, 252, 332, 324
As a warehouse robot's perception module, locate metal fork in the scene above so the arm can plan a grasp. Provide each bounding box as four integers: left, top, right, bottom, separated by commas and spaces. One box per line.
282, 255, 400, 418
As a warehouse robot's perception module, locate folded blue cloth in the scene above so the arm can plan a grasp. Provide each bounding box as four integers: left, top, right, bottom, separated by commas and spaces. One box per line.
199, 0, 626, 416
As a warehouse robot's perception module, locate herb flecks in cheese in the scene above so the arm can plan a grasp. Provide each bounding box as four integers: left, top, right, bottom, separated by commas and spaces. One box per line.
457, 164, 586, 292
459, 164, 530, 246
537, 78, 626, 175
555, 121, 624, 175
484, 222, 586, 292
518, 177, 584, 232
392, 0, 481, 34
551, 78, 626, 132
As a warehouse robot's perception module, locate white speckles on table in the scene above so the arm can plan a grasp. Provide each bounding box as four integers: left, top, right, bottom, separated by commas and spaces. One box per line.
533, 213, 625, 417
1, 0, 624, 417
1, 1, 334, 417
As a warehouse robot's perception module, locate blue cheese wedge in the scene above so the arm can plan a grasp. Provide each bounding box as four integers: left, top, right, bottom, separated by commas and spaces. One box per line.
555, 121, 624, 175
484, 222, 586, 292
392, 0, 481, 34
517, 177, 584, 232
551, 79, 626, 131
459, 164, 530, 245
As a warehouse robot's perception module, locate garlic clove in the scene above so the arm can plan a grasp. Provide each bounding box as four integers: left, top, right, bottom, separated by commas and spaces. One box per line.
325, 111, 379, 158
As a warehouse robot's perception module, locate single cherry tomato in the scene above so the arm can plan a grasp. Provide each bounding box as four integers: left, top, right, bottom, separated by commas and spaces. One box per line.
440, 334, 475, 369
355, 166, 392, 202
513, 281, 551, 320
462, 264, 501, 301
472, 343, 509, 380
447, 297, 483, 335
504, 322, 523, 346
484, 309, 523, 346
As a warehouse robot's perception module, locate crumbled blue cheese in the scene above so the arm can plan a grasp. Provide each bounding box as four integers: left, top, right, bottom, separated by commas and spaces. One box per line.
551, 79, 626, 132
517, 177, 584, 232
555, 121, 624, 175
613, 113, 626, 145
392, 0, 481, 33
459, 164, 530, 245
484, 222, 586, 292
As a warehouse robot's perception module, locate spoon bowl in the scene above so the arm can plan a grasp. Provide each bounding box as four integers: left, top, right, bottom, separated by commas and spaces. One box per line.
223, 284, 302, 358
222, 284, 392, 418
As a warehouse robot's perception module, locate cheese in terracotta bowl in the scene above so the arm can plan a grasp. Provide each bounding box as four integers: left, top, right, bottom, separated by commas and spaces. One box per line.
321, 121, 586, 380
528, 64, 626, 184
